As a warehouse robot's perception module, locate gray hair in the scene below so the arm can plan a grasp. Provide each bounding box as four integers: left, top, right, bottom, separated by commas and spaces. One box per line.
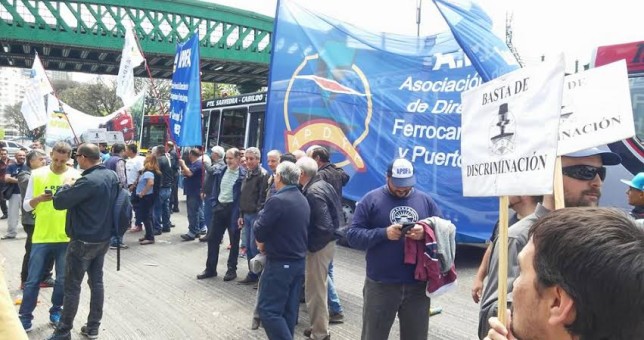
293, 149, 306, 160
306, 144, 322, 157
267, 149, 281, 159
211, 146, 225, 158
276, 161, 301, 186
296, 157, 318, 178
245, 147, 261, 160
26, 149, 47, 169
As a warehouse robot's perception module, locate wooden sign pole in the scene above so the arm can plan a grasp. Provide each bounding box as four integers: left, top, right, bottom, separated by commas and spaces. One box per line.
553, 156, 565, 209
496, 195, 510, 323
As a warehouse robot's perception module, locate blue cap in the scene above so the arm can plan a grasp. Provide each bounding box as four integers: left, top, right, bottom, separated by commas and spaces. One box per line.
564, 147, 621, 166
621, 172, 644, 191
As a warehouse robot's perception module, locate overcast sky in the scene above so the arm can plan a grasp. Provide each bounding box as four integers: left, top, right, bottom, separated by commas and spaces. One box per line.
208, 0, 644, 70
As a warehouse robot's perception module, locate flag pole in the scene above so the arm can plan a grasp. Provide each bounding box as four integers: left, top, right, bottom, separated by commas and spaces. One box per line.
130, 26, 179, 152
496, 195, 510, 324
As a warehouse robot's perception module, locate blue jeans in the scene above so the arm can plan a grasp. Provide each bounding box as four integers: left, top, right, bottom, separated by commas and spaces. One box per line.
57, 240, 110, 333
258, 258, 305, 340
328, 261, 343, 314
243, 213, 259, 280
186, 195, 203, 237
19, 243, 68, 322
153, 188, 172, 231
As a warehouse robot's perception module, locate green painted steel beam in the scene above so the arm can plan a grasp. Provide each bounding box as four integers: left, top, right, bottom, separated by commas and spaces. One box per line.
0, 0, 273, 84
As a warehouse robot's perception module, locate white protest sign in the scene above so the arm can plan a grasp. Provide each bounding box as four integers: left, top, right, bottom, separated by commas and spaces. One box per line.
20, 54, 54, 130
461, 54, 565, 196
106, 131, 125, 144
558, 60, 635, 155
83, 129, 107, 144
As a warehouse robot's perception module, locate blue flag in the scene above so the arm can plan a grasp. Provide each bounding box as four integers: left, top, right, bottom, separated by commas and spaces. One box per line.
434, 0, 520, 82
264, 0, 497, 243
169, 32, 201, 146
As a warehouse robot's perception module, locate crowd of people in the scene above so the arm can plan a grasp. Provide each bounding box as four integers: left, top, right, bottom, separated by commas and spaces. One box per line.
0, 139, 642, 340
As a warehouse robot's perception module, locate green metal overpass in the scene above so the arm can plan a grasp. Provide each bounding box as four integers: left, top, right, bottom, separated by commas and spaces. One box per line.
0, 0, 273, 86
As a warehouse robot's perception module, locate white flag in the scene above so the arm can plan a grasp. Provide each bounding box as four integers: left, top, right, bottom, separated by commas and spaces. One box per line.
116, 26, 145, 106
20, 54, 53, 130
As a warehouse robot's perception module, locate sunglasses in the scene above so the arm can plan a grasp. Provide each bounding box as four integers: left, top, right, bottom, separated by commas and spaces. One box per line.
562, 165, 606, 181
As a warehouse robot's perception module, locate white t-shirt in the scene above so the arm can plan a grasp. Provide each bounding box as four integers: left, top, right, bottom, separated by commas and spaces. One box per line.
125, 155, 145, 185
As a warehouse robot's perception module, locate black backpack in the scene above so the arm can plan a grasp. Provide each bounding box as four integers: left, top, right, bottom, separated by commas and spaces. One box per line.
112, 185, 133, 271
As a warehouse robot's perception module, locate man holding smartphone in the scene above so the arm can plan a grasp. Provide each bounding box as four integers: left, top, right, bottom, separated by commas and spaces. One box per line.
346, 158, 442, 340
18, 142, 78, 332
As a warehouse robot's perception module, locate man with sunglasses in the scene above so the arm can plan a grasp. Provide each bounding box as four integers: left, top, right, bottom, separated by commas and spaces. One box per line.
477, 147, 621, 339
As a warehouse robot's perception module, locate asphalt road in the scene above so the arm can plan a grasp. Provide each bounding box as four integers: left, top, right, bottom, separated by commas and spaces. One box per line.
0, 201, 486, 340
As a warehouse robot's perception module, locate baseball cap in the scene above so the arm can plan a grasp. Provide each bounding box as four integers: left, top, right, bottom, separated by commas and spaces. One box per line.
563, 147, 621, 166
621, 172, 644, 191
387, 158, 416, 187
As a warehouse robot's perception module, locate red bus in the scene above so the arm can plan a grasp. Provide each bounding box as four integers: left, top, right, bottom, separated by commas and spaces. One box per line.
591, 41, 644, 209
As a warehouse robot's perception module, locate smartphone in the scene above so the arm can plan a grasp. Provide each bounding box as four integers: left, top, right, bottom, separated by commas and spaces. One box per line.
400, 222, 416, 234
44, 189, 53, 195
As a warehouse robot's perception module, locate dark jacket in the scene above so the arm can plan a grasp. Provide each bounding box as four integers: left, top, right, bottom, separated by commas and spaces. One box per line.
302, 175, 341, 252
17, 168, 34, 225
202, 159, 225, 196
53, 164, 119, 243
254, 185, 309, 261
318, 163, 349, 199
239, 165, 269, 215
157, 155, 174, 188
209, 166, 246, 232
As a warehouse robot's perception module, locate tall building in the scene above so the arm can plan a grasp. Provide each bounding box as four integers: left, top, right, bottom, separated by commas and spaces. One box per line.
0, 67, 29, 137
0, 67, 69, 138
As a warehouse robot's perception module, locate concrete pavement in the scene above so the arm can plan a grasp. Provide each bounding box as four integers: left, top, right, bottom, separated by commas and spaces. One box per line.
0, 200, 485, 339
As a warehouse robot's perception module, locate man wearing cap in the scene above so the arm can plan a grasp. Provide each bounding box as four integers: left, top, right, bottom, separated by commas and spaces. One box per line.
621, 172, 644, 221
477, 147, 621, 339
346, 158, 442, 340
199, 145, 226, 242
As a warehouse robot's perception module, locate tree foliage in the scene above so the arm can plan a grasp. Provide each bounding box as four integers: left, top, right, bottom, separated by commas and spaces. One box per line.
5, 102, 44, 140
54, 78, 121, 116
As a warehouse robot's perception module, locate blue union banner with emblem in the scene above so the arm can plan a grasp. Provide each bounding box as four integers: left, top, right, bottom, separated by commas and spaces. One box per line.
264, 0, 500, 242
169, 32, 202, 146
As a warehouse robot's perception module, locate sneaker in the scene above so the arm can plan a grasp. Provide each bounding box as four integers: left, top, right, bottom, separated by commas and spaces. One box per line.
180, 234, 195, 241
329, 312, 344, 324
251, 317, 261, 330
45, 331, 71, 340
0, 234, 16, 240
223, 269, 237, 281
80, 325, 99, 339
0, 214, 7, 219
50, 310, 62, 326
20, 318, 33, 332
128, 226, 142, 233
238, 275, 258, 285
40, 277, 56, 288
109, 243, 129, 250
199, 229, 208, 236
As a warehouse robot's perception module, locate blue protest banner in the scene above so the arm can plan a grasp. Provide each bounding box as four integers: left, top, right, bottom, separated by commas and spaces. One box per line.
434, 0, 520, 82
263, 0, 498, 243
170, 32, 201, 146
